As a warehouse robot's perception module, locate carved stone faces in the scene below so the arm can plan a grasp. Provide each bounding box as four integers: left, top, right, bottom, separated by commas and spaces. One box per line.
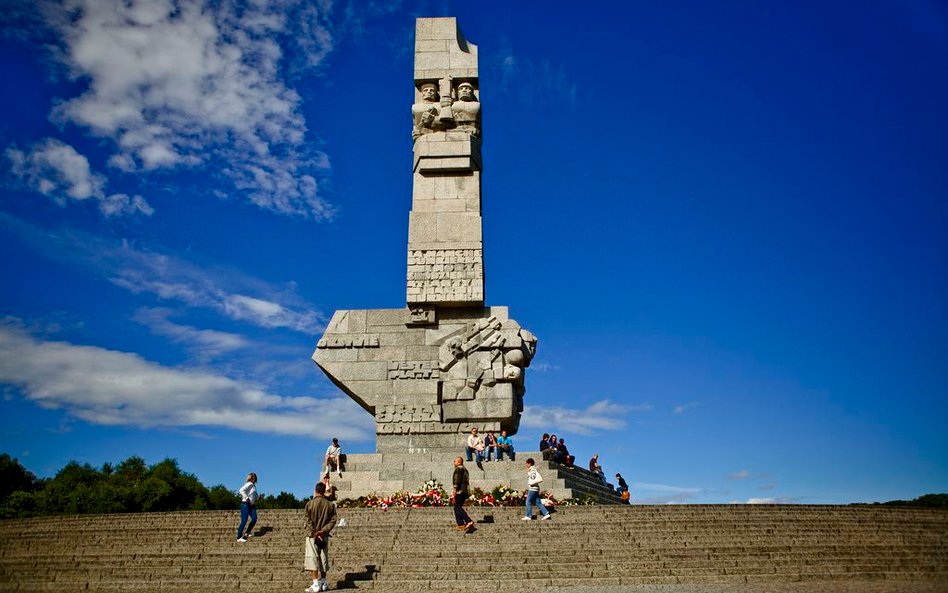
412, 83, 443, 140
412, 80, 480, 140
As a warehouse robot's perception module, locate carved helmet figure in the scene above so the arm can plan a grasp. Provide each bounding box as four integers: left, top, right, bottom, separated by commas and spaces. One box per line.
457, 82, 476, 100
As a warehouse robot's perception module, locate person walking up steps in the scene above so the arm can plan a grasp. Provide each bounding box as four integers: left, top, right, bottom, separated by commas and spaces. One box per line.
451, 457, 475, 532
521, 458, 551, 521
236, 472, 258, 542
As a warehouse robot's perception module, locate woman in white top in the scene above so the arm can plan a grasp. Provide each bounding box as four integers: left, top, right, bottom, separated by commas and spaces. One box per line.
237, 472, 258, 542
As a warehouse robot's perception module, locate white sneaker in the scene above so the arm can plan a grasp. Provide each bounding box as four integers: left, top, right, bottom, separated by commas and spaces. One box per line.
237, 537, 248, 543
305, 584, 319, 592
540, 514, 552, 520
320, 578, 329, 591
521, 516, 533, 521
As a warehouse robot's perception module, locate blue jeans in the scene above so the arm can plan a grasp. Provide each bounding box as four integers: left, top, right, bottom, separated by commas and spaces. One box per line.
496, 446, 515, 461
525, 489, 549, 518
465, 447, 483, 464
238, 502, 257, 539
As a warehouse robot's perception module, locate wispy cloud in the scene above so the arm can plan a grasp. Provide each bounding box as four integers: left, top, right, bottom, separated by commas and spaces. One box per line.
493, 46, 577, 108
529, 361, 560, 372
5, 138, 152, 217
32, 0, 335, 218
673, 401, 699, 415
521, 399, 651, 435
0, 320, 373, 440
133, 307, 250, 356
0, 213, 325, 334
734, 496, 802, 504
727, 469, 772, 481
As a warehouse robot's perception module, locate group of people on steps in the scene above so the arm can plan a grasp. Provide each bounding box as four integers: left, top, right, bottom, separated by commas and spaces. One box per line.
235, 433, 630, 590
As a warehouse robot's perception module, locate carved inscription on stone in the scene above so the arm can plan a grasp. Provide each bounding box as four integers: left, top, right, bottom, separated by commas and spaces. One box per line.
407, 305, 436, 325
316, 334, 381, 348
407, 249, 484, 303
377, 421, 493, 434
387, 361, 441, 380
376, 405, 441, 423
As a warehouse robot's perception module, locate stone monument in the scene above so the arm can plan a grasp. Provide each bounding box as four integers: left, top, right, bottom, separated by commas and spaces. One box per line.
312, 17, 537, 454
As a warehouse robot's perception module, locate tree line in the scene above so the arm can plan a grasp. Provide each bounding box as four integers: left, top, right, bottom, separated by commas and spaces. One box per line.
0, 453, 307, 518
2, 452, 945, 518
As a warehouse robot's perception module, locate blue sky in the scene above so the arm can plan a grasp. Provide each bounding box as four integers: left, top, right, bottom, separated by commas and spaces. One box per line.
1, 1, 946, 505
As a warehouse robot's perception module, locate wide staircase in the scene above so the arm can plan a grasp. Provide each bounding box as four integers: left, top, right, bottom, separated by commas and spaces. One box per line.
2, 505, 946, 592
337, 450, 622, 503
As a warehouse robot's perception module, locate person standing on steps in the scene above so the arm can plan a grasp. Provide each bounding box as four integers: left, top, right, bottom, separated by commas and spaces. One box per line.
236, 472, 258, 542
521, 458, 551, 521
321, 474, 337, 503
451, 457, 475, 532
304, 481, 337, 592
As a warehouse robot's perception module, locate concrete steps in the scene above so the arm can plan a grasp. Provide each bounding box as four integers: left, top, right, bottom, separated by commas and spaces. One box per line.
1, 505, 946, 591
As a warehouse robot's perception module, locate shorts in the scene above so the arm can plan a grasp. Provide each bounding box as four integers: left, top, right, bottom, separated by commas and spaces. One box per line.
304, 537, 329, 573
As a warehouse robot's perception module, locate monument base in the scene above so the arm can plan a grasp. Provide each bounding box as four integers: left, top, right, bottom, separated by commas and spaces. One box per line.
327, 450, 623, 504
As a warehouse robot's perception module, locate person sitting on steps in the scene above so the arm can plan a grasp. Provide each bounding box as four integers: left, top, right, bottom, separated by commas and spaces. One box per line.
324, 438, 343, 478
557, 437, 574, 467
483, 430, 498, 462
496, 429, 515, 461
465, 427, 485, 469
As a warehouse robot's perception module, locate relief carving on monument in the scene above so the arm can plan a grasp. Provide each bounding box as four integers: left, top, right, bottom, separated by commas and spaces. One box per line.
412, 80, 480, 140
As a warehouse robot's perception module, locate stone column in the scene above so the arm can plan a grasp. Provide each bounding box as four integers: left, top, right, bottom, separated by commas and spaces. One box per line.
407, 17, 484, 311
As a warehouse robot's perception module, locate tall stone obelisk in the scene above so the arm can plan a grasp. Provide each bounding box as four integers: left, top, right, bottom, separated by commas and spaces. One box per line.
313, 18, 536, 454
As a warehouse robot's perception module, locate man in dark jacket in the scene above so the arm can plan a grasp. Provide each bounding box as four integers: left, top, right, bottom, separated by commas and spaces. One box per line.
304, 482, 337, 591
452, 457, 474, 531
615, 473, 630, 504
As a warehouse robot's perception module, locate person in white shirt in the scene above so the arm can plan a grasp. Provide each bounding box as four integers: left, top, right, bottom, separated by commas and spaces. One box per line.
237, 472, 258, 542
324, 438, 343, 478
521, 459, 551, 521
465, 427, 484, 468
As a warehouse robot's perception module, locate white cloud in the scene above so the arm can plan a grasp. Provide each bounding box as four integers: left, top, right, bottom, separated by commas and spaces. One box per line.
222, 294, 320, 333
734, 496, 801, 504
727, 469, 773, 481
673, 401, 699, 415
39, 0, 335, 218
0, 320, 373, 440
5, 138, 153, 217
0, 213, 325, 334
133, 307, 250, 356
521, 399, 650, 435
528, 362, 560, 372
